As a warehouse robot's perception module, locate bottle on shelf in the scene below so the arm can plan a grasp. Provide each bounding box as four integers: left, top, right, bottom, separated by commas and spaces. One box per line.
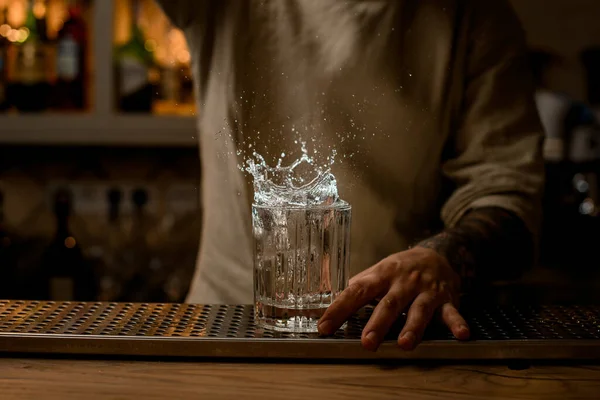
34, 0, 49, 44
159, 23, 182, 107
97, 187, 127, 302
54, 0, 87, 110
154, 24, 195, 115
39, 188, 97, 301
35, 0, 55, 89
114, 0, 155, 113
9, 0, 50, 112
117, 187, 168, 302
0, 4, 9, 111
161, 184, 201, 302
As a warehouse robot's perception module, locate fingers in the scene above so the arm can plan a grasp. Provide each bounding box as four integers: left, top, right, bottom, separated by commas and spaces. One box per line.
361, 283, 418, 351
440, 302, 470, 340
398, 291, 443, 351
318, 274, 385, 336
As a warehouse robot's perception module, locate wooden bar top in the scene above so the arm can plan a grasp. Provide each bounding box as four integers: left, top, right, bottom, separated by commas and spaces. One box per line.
0, 358, 599, 399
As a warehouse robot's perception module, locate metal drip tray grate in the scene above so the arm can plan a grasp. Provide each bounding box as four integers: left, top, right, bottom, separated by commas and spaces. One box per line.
0, 300, 599, 360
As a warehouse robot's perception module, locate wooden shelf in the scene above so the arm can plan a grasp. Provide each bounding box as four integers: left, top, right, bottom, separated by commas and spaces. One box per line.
0, 114, 197, 147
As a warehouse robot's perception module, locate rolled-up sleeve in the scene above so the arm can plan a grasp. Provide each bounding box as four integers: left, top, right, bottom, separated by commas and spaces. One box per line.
441, 0, 545, 237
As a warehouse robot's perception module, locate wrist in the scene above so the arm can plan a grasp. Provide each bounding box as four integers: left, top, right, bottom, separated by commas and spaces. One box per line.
416, 230, 476, 291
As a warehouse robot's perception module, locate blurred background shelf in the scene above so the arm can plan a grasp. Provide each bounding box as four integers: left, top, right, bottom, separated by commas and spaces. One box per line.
0, 0, 197, 147
0, 114, 197, 146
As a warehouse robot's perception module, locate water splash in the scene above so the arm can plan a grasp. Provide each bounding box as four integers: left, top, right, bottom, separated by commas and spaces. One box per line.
244, 142, 340, 207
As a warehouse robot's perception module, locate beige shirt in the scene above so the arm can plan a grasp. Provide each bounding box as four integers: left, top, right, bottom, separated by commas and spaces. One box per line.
158, 0, 545, 305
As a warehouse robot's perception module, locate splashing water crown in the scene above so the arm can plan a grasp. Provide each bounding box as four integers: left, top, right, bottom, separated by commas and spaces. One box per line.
244, 141, 341, 207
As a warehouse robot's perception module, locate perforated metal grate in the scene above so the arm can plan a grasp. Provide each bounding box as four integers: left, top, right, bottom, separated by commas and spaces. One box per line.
0, 300, 598, 360
0, 301, 362, 339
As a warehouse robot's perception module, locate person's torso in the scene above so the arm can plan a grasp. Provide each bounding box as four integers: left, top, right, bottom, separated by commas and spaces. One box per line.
187, 0, 466, 303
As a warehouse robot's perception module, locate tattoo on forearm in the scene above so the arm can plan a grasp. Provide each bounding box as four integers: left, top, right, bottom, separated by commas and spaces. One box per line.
418, 207, 534, 290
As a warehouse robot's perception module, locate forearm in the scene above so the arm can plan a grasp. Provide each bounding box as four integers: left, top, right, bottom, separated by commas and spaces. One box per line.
418, 207, 534, 289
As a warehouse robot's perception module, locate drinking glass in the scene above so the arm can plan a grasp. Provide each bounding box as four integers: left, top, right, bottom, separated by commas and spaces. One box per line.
253, 202, 351, 333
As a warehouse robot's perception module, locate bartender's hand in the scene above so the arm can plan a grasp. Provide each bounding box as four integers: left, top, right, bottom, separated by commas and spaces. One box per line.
317, 247, 470, 351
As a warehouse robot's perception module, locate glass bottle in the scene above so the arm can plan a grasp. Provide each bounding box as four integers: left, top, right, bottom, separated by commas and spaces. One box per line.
159, 23, 181, 107
97, 187, 127, 301
10, 0, 50, 112
114, 0, 154, 113
40, 188, 96, 301
34, 0, 48, 44
161, 183, 201, 302
54, 0, 87, 110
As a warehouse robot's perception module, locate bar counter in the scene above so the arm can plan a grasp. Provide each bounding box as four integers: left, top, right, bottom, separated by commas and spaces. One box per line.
1, 271, 599, 400
1, 358, 599, 399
